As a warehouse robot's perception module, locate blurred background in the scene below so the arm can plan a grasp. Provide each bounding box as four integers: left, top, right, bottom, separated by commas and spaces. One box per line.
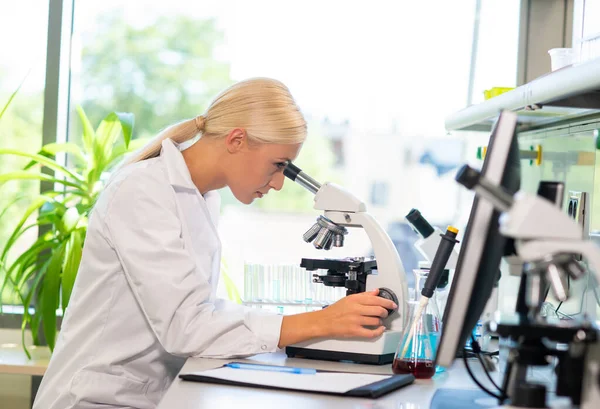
4, 1, 600, 407
0, 0, 520, 301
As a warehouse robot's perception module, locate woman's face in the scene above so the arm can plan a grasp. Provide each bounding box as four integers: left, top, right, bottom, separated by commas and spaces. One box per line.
226, 132, 303, 204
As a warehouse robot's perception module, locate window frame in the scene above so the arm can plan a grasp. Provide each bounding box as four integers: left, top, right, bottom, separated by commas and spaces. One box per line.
0, 0, 75, 330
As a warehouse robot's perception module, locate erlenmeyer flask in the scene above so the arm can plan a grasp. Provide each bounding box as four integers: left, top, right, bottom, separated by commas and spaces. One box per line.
392, 269, 442, 379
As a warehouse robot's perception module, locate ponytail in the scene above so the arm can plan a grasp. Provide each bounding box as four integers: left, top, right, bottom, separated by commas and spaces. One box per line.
123, 115, 205, 165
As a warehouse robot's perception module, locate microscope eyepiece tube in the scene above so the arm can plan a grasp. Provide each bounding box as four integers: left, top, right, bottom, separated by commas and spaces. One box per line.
405, 208, 435, 238
456, 165, 514, 212
283, 162, 321, 195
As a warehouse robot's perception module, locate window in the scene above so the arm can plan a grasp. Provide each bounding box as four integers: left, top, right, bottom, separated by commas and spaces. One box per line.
1, 1, 525, 315
0, 1, 49, 304
69, 0, 483, 303
469, 0, 521, 104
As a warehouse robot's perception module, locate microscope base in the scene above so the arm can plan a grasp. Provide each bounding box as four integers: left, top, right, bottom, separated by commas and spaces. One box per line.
285, 330, 402, 365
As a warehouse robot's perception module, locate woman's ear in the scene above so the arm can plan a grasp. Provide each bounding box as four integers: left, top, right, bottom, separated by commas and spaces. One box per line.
225, 128, 247, 154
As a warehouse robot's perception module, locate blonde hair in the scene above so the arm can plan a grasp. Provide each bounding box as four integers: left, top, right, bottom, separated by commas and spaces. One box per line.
126, 78, 307, 164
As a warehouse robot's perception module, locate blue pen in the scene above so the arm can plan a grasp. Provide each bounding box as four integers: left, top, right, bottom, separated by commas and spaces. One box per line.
225, 362, 317, 375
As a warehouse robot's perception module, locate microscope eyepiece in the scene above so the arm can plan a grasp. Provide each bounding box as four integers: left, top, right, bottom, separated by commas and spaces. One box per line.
405, 208, 435, 239
456, 164, 513, 212
455, 165, 480, 189
283, 162, 302, 181
283, 161, 321, 194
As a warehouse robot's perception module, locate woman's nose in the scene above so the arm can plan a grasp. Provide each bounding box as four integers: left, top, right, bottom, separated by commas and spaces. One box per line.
269, 171, 285, 191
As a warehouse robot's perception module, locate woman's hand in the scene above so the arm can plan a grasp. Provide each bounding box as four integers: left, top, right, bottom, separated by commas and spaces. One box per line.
278, 289, 397, 348
314, 289, 397, 339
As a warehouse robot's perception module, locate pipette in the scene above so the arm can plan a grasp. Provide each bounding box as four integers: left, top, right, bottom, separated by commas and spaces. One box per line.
400, 226, 460, 358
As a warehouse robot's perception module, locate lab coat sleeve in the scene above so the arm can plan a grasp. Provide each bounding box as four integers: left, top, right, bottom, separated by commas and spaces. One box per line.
103, 173, 283, 358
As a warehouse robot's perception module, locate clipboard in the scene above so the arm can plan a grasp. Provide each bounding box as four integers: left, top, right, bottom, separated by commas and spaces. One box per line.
179, 362, 415, 398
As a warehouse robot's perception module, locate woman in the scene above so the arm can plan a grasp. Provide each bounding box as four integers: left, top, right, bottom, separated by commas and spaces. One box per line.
33, 78, 396, 409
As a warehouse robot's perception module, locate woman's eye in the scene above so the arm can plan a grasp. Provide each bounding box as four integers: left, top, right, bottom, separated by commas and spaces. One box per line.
275, 162, 287, 169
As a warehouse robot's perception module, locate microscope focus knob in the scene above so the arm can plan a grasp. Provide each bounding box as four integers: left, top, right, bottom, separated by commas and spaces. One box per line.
377, 287, 399, 315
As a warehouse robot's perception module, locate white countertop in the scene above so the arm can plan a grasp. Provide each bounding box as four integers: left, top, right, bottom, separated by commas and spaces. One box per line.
158, 352, 502, 409
0, 344, 50, 376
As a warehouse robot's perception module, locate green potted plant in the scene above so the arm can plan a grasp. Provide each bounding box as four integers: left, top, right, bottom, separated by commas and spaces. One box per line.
0, 104, 143, 357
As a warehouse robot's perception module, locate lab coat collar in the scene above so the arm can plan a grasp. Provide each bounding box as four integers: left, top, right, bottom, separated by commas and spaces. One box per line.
161, 139, 198, 191
160, 138, 221, 226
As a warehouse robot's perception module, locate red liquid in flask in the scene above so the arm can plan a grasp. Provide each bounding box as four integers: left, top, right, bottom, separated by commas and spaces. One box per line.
392, 358, 435, 379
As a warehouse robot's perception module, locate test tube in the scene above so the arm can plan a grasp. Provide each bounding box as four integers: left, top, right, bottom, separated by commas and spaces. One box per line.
285, 265, 291, 302
253, 264, 257, 302
292, 265, 298, 303
303, 267, 310, 304
243, 264, 247, 302
258, 264, 264, 301
274, 264, 281, 302
267, 264, 273, 301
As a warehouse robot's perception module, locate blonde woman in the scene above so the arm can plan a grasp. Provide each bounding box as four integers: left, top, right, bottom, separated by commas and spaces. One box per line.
33, 78, 396, 409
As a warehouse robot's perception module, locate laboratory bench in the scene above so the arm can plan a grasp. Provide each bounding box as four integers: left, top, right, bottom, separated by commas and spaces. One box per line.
157, 351, 508, 409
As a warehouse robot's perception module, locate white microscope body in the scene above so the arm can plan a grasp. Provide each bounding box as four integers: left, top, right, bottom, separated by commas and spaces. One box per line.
414, 227, 459, 269
466, 170, 600, 409
283, 163, 409, 363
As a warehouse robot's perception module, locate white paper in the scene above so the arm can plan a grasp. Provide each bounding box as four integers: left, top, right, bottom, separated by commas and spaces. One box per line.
190, 367, 391, 394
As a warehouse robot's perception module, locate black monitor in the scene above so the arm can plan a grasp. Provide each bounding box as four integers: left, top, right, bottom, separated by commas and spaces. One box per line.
436, 110, 521, 367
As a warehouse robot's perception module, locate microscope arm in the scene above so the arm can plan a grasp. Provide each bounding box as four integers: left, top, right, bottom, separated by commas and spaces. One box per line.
325, 211, 409, 331
284, 162, 409, 331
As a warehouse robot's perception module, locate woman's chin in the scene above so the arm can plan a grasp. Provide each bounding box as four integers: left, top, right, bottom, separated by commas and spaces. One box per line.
239, 193, 255, 205
232, 190, 262, 205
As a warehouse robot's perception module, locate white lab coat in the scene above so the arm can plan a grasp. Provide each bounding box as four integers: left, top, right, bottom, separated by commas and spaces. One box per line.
33, 139, 283, 409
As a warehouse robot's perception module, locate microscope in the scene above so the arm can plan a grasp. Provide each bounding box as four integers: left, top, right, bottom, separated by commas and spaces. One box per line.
282, 163, 409, 364
405, 208, 459, 270
456, 165, 600, 409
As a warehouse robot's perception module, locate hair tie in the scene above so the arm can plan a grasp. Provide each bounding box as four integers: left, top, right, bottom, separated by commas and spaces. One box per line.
194, 115, 206, 132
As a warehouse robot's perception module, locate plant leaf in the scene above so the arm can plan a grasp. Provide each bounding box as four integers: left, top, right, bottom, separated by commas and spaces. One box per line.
40, 142, 87, 165
76, 106, 95, 155
96, 112, 135, 166
40, 240, 66, 351
106, 137, 149, 169
59, 207, 81, 235
11, 241, 56, 289
38, 199, 67, 226
25, 262, 49, 351
20, 319, 31, 360
1, 196, 52, 261
62, 229, 83, 310
115, 112, 134, 149
1, 233, 55, 302
0, 171, 85, 190
0, 149, 85, 183
15, 254, 51, 293
31, 309, 42, 346
0, 69, 30, 121
98, 112, 134, 149
0, 193, 33, 222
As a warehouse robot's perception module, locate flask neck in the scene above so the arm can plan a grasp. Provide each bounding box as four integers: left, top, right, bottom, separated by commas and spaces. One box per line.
413, 269, 429, 300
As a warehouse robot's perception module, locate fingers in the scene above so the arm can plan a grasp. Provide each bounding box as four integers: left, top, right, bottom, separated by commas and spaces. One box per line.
356, 294, 397, 311
360, 316, 383, 327
360, 305, 389, 318
355, 325, 386, 338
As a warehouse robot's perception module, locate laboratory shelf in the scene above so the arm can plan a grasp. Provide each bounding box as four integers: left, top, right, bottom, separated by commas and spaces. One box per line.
445, 57, 600, 132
